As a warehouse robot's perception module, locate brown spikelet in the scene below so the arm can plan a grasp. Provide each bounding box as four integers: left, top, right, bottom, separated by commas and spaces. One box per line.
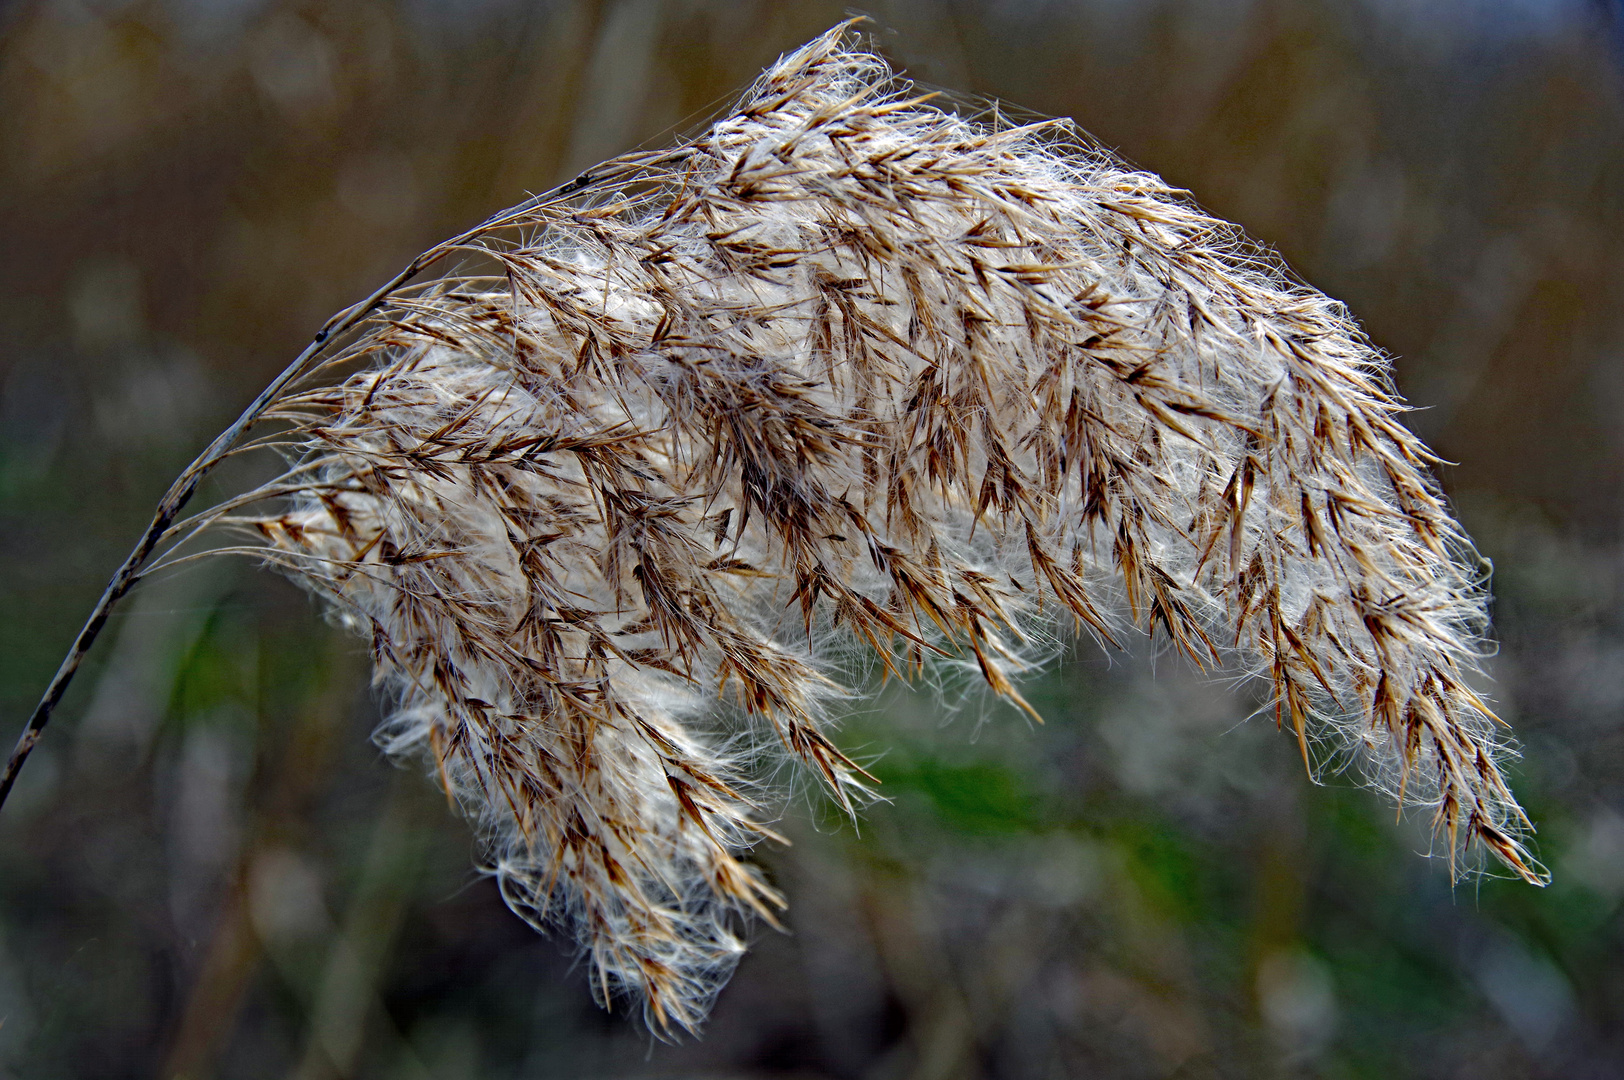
150, 22, 1542, 1030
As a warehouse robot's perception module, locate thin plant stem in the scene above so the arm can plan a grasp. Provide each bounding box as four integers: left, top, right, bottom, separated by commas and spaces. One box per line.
0, 166, 629, 813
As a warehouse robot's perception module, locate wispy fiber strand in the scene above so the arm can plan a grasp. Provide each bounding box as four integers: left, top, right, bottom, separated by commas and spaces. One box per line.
10, 22, 1544, 1033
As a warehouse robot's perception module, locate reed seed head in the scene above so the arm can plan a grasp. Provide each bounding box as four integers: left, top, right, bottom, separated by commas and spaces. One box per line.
205, 22, 1543, 1032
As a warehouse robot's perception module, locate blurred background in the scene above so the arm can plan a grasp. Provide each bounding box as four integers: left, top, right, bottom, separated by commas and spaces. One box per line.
3, 0, 1624, 1076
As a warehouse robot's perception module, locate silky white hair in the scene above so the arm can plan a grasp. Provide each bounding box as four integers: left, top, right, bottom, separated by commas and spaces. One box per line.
200, 22, 1543, 1032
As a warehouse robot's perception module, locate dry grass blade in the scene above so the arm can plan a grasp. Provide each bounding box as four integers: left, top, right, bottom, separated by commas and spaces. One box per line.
11, 20, 1546, 1034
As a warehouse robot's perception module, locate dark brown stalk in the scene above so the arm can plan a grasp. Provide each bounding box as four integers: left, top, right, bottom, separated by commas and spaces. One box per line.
0, 166, 632, 813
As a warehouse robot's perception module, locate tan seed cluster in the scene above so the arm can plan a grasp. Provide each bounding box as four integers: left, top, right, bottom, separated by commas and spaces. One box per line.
197, 24, 1542, 1031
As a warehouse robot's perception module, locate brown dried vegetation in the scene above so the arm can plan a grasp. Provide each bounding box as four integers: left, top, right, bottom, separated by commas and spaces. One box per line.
156, 24, 1541, 1030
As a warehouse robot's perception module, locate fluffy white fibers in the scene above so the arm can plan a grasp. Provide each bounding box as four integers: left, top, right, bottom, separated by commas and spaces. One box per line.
220, 23, 1542, 1032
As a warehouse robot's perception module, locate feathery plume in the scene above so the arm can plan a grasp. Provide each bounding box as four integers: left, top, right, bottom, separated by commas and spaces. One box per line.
7, 22, 1545, 1033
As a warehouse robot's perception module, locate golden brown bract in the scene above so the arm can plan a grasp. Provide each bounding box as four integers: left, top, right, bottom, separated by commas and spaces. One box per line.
203, 22, 1542, 1032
